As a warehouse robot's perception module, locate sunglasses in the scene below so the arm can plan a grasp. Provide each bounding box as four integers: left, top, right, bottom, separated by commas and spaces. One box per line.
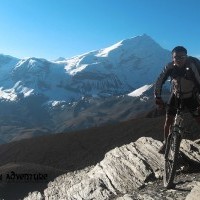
174, 55, 187, 60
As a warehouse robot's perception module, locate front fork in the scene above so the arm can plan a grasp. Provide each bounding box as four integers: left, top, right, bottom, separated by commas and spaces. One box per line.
165, 125, 182, 160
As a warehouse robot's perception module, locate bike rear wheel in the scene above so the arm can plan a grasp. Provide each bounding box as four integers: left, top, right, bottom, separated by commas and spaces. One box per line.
163, 131, 181, 189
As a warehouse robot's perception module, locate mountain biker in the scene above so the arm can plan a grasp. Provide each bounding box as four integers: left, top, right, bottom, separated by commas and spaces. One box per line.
154, 46, 200, 154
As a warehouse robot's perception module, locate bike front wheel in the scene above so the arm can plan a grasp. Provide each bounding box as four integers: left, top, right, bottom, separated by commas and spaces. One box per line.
163, 131, 181, 189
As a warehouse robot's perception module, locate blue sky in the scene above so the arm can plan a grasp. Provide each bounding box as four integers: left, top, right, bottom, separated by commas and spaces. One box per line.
0, 0, 200, 60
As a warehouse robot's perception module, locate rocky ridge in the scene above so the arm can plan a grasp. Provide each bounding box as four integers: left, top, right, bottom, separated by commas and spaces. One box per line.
24, 137, 200, 200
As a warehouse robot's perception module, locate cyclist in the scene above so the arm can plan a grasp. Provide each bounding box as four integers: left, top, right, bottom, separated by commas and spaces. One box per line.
154, 46, 200, 154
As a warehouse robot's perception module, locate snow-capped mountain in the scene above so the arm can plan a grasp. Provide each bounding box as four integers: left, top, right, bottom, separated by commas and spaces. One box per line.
65, 34, 167, 76
0, 34, 171, 143
0, 34, 171, 102
60, 34, 170, 97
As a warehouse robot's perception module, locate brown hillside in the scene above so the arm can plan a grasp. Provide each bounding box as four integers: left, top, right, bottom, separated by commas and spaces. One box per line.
0, 116, 166, 172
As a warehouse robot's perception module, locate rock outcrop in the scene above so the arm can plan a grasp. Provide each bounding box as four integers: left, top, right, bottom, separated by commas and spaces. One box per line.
24, 137, 200, 200
185, 182, 200, 200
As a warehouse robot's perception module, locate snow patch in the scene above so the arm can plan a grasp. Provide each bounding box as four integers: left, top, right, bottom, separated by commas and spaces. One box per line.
96, 42, 122, 57
128, 84, 153, 97
0, 87, 17, 101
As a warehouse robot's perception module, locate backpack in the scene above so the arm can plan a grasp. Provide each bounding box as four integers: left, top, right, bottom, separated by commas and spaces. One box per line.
188, 56, 200, 89
188, 56, 200, 76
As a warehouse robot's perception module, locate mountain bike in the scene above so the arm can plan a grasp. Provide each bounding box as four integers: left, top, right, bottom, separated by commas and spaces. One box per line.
163, 102, 192, 189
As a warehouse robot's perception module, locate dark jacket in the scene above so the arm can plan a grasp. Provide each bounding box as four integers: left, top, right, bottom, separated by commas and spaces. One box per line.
154, 57, 200, 99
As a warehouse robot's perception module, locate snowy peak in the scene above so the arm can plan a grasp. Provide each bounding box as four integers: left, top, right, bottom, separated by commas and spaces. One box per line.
97, 34, 163, 57
119, 34, 162, 51
64, 34, 170, 75
61, 34, 171, 96
0, 34, 171, 102
13, 57, 51, 79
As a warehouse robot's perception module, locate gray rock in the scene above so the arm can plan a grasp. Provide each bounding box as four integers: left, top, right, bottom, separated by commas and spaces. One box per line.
115, 193, 161, 200
24, 137, 200, 200
185, 182, 200, 200
24, 191, 43, 200
180, 139, 200, 163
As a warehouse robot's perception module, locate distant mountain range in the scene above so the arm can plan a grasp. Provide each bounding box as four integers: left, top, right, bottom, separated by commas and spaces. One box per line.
0, 34, 171, 143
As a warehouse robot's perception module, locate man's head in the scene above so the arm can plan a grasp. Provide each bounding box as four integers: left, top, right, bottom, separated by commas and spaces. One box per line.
172, 46, 187, 67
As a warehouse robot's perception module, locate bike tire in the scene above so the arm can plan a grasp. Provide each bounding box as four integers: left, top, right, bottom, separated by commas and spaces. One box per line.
163, 130, 181, 189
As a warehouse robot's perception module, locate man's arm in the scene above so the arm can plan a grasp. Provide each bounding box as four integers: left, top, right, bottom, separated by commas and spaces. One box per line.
154, 62, 173, 98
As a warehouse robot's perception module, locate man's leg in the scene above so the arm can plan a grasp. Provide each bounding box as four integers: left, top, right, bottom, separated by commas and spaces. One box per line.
164, 93, 177, 140
158, 114, 174, 154
164, 114, 175, 141
158, 93, 177, 154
